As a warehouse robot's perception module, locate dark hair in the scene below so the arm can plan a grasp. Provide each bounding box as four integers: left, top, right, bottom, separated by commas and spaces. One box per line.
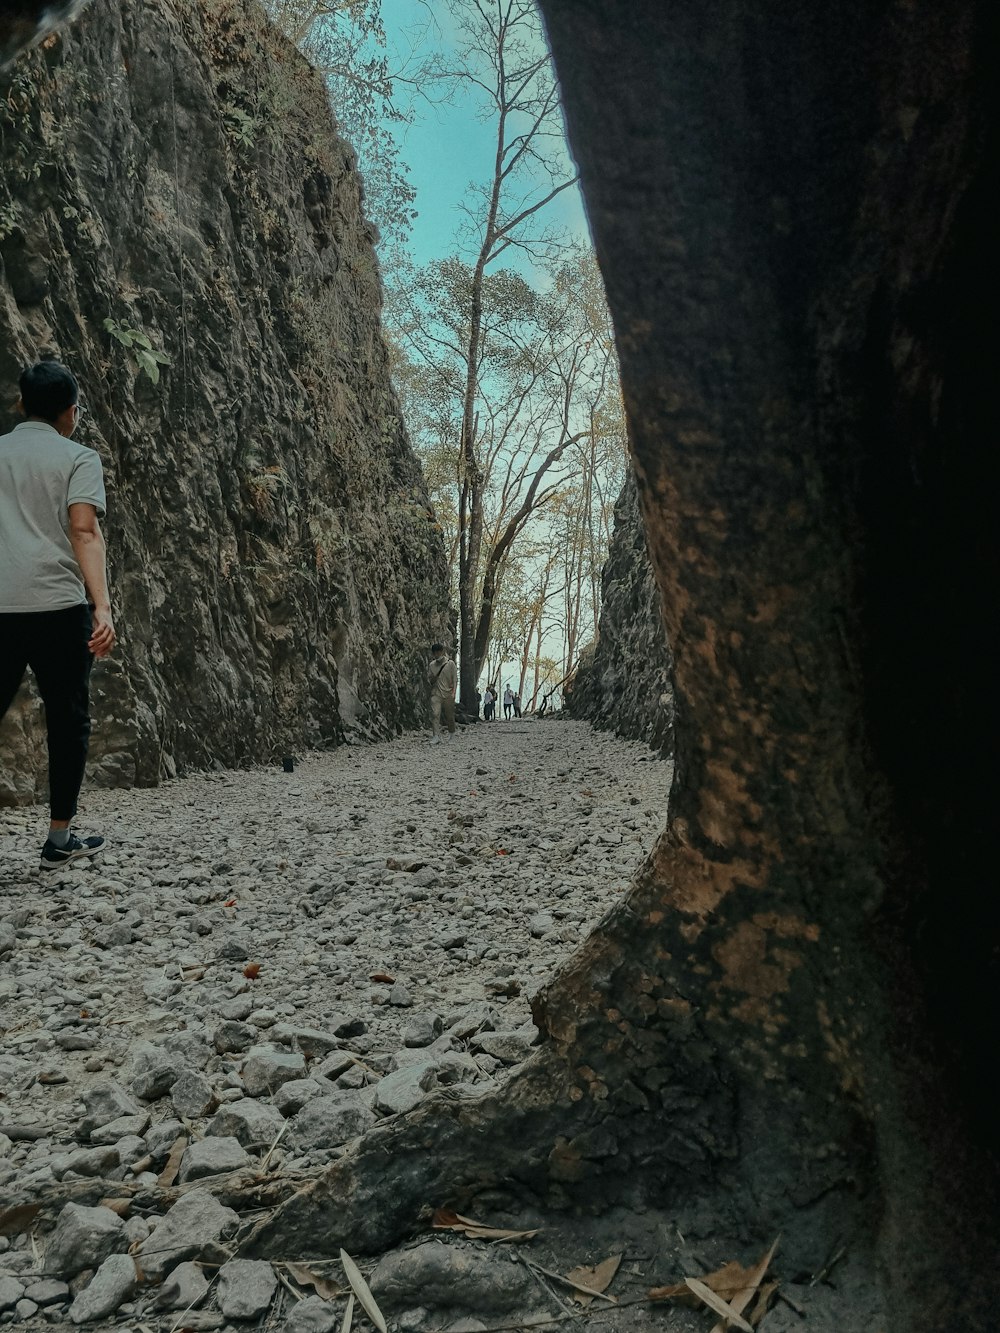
19, 361, 78, 422
431, 642, 445, 653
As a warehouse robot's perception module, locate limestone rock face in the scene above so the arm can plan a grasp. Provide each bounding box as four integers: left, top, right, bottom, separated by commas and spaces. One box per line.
567, 474, 673, 754
0, 0, 449, 803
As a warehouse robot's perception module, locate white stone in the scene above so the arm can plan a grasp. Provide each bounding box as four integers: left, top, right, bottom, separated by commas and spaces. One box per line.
136, 1190, 239, 1280
69, 1253, 138, 1323
373, 1060, 440, 1117
217, 1259, 278, 1320
178, 1135, 251, 1182
44, 1203, 127, 1278
291, 1093, 376, 1150
241, 1046, 306, 1097
156, 1260, 211, 1311
207, 1098, 286, 1150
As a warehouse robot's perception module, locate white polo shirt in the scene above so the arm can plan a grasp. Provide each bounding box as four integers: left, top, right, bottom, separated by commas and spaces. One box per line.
0, 420, 106, 612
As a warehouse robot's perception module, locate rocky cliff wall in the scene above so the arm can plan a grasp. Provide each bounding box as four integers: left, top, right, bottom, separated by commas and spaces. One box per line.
567, 473, 673, 754
0, 0, 450, 803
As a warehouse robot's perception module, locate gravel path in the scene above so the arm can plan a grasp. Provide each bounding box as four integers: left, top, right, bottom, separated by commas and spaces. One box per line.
0, 719, 671, 1329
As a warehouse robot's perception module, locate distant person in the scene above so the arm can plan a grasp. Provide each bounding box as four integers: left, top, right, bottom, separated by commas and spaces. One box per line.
503, 684, 513, 719
0, 361, 116, 868
427, 642, 456, 744
483, 684, 496, 721
512, 691, 522, 718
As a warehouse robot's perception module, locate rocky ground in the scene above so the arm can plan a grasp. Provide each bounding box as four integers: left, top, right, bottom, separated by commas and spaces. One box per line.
2, 718, 722, 1333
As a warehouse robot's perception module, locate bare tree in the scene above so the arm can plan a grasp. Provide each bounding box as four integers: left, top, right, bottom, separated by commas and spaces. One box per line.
431, 0, 579, 712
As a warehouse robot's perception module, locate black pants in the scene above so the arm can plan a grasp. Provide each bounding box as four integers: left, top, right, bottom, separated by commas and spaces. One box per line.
0, 605, 94, 820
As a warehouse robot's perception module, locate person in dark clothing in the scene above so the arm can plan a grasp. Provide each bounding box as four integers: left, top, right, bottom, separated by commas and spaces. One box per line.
0, 361, 116, 868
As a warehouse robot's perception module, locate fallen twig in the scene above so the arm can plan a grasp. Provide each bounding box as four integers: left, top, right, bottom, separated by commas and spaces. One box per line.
274, 1270, 303, 1305
258, 1120, 290, 1173
809, 1243, 846, 1287
516, 1251, 583, 1321
684, 1278, 752, 1332
777, 1288, 807, 1316
525, 1259, 617, 1306
708, 1236, 779, 1333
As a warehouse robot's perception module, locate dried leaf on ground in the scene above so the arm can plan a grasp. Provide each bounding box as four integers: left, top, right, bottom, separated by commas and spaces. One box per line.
340, 1292, 355, 1332
649, 1237, 780, 1311
369, 972, 395, 984
340, 1250, 387, 1333
684, 1278, 754, 1332
750, 1280, 779, 1327
157, 1135, 188, 1188
432, 1208, 541, 1243
100, 1197, 132, 1219
708, 1238, 780, 1333
648, 1280, 687, 1302
565, 1253, 623, 1306
243, 962, 261, 979
0, 1203, 41, 1236
283, 1262, 342, 1300
527, 1260, 617, 1304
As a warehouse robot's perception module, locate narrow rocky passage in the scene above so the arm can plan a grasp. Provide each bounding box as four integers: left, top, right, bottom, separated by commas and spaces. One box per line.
0, 720, 671, 1329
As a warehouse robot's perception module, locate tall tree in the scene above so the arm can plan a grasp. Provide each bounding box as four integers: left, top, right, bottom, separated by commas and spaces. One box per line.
390, 247, 625, 707
434, 0, 577, 712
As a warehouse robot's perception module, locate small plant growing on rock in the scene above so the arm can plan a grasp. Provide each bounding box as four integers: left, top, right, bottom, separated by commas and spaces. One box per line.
102, 318, 171, 384
223, 105, 257, 149
0, 200, 19, 241
246, 464, 291, 516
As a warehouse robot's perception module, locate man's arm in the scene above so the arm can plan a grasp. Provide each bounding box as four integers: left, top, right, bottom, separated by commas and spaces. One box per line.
68, 502, 116, 658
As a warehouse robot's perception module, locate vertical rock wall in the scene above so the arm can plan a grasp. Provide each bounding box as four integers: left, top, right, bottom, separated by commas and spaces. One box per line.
0, 0, 450, 803
567, 473, 674, 754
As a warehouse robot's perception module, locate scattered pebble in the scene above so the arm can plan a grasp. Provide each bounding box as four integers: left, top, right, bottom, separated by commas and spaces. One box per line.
0, 720, 670, 1328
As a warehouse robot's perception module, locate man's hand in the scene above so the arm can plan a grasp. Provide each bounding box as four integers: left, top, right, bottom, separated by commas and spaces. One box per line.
68, 504, 115, 657
89, 606, 116, 658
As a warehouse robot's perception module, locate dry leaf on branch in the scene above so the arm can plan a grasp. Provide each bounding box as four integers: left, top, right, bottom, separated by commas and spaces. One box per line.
565, 1253, 623, 1306
432, 1208, 541, 1243
339, 1250, 387, 1333
283, 1262, 342, 1300
157, 1135, 188, 1188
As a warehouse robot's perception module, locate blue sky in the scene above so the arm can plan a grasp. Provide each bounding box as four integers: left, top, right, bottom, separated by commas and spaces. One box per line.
378, 0, 591, 270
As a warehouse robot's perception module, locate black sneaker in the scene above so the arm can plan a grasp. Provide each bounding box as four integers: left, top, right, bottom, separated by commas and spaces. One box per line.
39, 832, 106, 870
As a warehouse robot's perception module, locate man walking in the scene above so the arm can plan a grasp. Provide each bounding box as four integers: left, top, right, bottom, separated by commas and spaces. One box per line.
427, 642, 457, 744
0, 361, 116, 868
503, 684, 513, 720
